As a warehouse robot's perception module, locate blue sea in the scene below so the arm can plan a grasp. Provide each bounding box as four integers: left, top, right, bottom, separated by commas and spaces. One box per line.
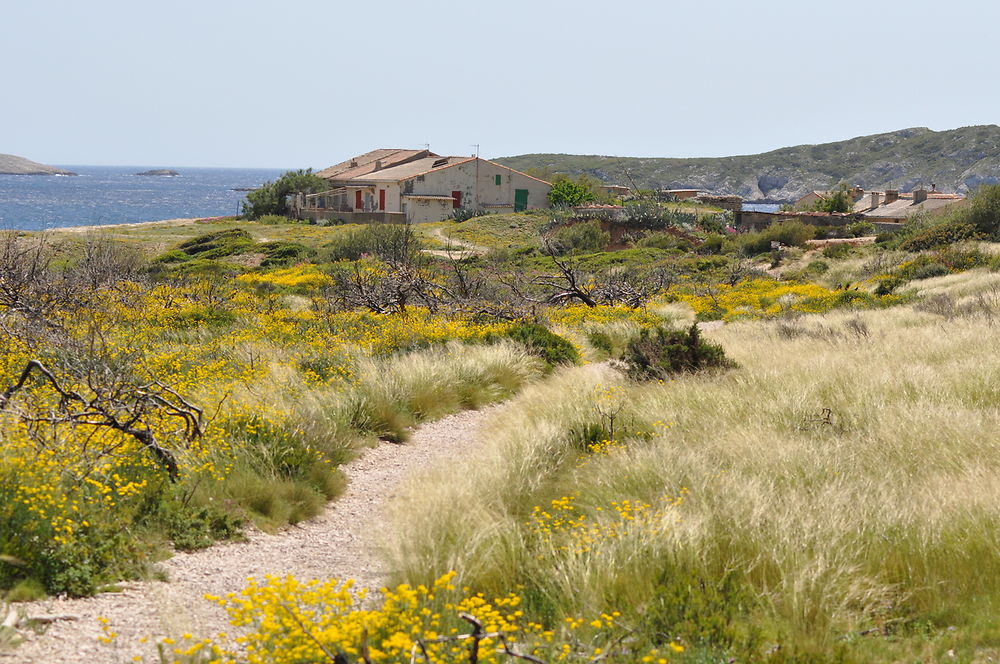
0, 165, 286, 231
741, 202, 781, 212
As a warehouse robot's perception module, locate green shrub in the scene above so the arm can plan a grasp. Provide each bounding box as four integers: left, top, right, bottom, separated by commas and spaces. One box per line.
845, 221, 876, 237
620, 324, 736, 380
806, 259, 829, 274
491, 322, 579, 369
964, 183, 1000, 238
548, 179, 594, 207
549, 221, 610, 255
875, 277, 905, 295
241, 169, 328, 220
587, 330, 614, 355
766, 220, 817, 248
821, 243, 851, 259
258, 241, 312, 267
730, 221, 816, 255
898, 221, 981, 251
257, 215, 293, 225
909, 262, 950, 280
177, 229, 255, 259
697, 234, 726, 254
325, 224, 420, 263
153, 249, 192, 264
635, 231, 692, 252
645, 565, 763, 656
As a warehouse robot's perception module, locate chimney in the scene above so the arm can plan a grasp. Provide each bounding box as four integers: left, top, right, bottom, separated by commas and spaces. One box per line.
870, 192, 881, 209
913, 188, 928, 204
374, 160, 383, 171
850, 186, 864, 202
884, 189, 899, 204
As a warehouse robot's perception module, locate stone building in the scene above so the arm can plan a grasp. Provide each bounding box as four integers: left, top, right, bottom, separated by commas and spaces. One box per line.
293, 149, 551, 223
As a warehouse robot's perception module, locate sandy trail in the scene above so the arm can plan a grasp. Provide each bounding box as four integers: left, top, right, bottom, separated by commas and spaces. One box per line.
6, 407, 495, 663
46, 217, 213, 234
421, 228, 488, 259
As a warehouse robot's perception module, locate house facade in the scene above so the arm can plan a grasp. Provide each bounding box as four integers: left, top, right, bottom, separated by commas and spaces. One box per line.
293, 149, 551, 223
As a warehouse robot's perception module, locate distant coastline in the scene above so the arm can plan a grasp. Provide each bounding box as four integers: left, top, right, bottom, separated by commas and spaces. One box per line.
0, 153, 76, 176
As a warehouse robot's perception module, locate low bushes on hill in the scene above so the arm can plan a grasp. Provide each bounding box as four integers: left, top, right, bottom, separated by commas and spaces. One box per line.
898, 221, 982, 251
486, 322, 579, 369
548, 220, 610, 255
729, 220, 817, 255
257, 240, 312, 267
619, 324, 736, 380
324, 224, 420, 263
177, 228, 255, 259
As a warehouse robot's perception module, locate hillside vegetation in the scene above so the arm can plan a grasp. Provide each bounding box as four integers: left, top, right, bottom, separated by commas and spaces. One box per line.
5, 192, 1000, 661
496, 125, 1000, 202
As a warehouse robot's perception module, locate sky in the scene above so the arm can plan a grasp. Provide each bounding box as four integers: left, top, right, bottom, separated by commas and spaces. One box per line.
2, 0, 998, 169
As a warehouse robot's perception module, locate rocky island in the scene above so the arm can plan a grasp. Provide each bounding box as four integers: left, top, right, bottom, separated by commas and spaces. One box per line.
0, 153, 76, 175
136, 169, 180, 176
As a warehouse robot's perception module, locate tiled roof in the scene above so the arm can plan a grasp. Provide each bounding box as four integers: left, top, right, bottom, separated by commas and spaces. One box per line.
346, 156, 476, 183
316, 149, 436, 180
862, 197, 962, 218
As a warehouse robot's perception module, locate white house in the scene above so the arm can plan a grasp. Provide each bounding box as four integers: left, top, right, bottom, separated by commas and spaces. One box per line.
294, 149, 551, 223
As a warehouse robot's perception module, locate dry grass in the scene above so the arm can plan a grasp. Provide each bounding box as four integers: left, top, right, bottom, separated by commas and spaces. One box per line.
387, 274, 1000, 660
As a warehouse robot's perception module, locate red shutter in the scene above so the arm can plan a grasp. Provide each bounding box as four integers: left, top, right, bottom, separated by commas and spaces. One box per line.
355, 190, 362, 210
379, 189, 386, 211
451, 190, 462, 208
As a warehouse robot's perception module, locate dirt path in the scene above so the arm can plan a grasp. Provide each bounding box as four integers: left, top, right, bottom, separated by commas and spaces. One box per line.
6, 407, 497, 663
421, 228, 488, 259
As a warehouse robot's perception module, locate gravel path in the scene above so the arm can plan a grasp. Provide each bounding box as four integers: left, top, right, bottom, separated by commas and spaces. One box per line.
5, 407, 496, 663
421, 228, 488, 259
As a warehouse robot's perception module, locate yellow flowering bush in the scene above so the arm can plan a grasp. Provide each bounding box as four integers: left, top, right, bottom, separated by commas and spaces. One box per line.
673, 278, 895, 321
236, 264, 333, 291
0, 278, 523, 596
210, 571, 682, 663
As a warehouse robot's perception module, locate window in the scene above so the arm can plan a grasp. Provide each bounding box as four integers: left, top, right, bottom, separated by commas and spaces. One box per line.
495, 174, 502, 186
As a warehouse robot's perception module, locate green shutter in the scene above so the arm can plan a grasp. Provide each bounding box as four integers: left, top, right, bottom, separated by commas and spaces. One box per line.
495, 174, 502, 186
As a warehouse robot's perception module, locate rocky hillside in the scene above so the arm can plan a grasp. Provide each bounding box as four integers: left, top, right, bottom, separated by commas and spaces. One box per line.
496, 125, 1000, 202
0, 153, 76, 175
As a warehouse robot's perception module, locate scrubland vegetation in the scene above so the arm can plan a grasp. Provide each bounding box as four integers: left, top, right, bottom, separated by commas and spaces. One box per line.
6, 186, 1000, 662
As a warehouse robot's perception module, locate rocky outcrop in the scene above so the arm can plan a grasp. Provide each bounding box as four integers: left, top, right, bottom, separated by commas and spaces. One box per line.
496, 125, 1000, 203
136, 169, 180, 176
0, 154, 76, 175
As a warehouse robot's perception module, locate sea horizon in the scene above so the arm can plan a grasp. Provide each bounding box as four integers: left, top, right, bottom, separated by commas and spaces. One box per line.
0, 164, 286, 230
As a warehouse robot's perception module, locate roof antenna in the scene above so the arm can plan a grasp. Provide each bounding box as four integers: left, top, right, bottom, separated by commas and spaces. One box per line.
471, 143, 480, 158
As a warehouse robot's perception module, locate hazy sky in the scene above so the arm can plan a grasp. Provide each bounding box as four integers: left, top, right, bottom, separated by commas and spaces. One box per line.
2, 0, 998, 169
